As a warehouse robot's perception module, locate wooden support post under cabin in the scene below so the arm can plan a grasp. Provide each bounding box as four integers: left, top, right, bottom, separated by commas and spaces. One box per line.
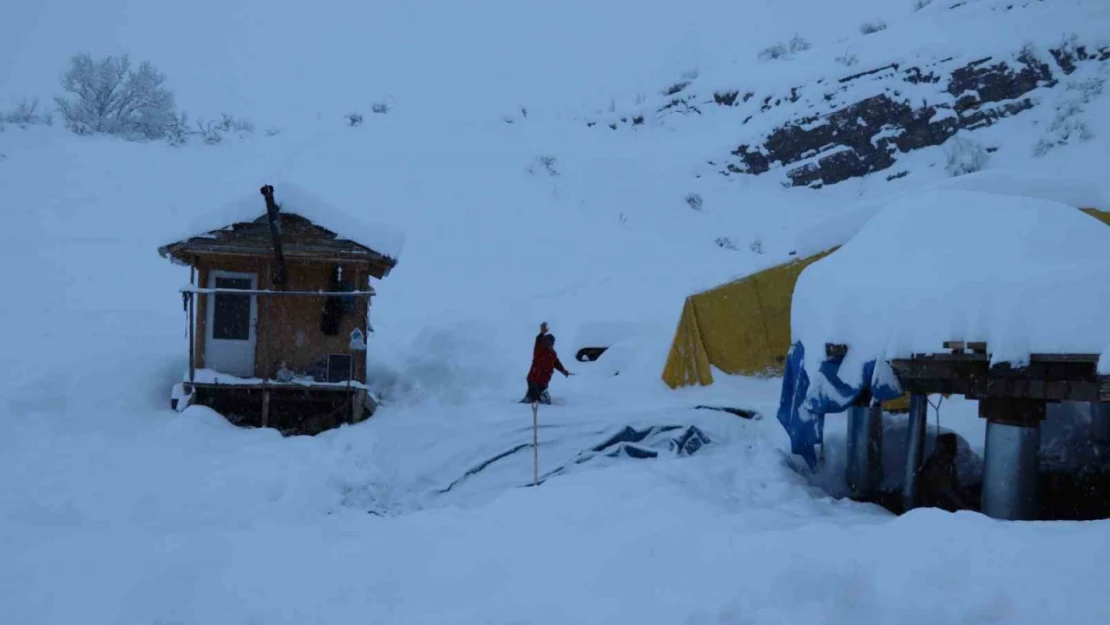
901, 393, 929, 511
261, 385, 271, 429
979, 397, 1044, 521
351, 389, 364, 424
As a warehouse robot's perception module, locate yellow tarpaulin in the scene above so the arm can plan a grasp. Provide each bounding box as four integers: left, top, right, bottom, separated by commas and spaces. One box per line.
662, 248, 835, 386
662, 207, 1107, 412
660, 247, 919, 410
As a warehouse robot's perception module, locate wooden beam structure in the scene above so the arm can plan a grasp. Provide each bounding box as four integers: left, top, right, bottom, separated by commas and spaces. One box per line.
181, 287, 375, 297
890, 350, 1110, 403
887, 341, 1110, 520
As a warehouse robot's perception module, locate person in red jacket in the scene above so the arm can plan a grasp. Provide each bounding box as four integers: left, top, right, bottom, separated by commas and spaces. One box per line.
522, 322, 571, 404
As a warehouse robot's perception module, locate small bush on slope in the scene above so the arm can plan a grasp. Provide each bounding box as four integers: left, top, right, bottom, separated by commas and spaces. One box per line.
860, 20, 888, 35
758, 35, 811, 61
945, 135, 990, 176
685, 193, 703, 211
4, 98, 52, 127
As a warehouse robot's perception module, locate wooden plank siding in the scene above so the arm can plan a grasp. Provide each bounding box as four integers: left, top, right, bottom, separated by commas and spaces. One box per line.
194, 254, 370, 383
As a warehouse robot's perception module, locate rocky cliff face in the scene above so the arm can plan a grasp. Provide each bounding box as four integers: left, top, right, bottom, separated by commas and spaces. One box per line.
718, 43, 1107, 188
593, 39, 1108, 189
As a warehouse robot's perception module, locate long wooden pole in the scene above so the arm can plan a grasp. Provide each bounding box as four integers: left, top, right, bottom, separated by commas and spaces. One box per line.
188, 265, 196, 384
532, 403, 539, 486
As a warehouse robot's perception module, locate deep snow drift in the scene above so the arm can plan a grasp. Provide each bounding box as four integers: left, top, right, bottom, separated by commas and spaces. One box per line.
3, 0, 1110, 623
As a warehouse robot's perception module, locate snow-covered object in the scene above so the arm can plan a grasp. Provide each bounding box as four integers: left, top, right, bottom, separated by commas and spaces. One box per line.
170, 383, 193, 412
349, 328, 367, 351
792, 189, 1110, 385
161, 181, 406, 260
793, 170, 1110, 258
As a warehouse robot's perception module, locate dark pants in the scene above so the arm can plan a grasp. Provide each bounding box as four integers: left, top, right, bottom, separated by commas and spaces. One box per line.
522, 382, 550, 404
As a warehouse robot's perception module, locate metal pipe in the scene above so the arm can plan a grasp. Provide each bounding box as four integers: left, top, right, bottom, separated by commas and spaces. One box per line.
902, 394, 929, 511
846, 404, 884, 498
981, 420, 1041, 520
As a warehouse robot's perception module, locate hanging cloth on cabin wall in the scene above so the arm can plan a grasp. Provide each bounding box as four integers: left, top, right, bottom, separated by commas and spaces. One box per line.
321, 297, 342, 335
321, 264, 344, 336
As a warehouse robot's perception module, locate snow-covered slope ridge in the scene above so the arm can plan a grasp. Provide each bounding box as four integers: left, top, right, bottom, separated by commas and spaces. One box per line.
595, 0, 1109, 189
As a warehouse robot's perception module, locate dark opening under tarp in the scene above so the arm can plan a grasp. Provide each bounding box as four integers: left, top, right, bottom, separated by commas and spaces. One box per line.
775, 341, 903, 469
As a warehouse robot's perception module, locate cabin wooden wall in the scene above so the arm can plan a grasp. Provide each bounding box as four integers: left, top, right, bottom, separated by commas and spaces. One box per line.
193, 254, 370, 383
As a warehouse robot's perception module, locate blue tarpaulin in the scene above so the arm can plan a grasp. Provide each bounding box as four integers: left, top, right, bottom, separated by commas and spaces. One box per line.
775, 341, 903, 469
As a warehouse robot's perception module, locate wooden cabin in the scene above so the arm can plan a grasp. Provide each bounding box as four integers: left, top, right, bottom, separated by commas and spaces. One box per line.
159, 183, 399, 434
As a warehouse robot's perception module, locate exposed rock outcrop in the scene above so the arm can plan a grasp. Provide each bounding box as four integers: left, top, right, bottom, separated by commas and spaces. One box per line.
722, 47, 1095, 188
593, 38, 1108, 189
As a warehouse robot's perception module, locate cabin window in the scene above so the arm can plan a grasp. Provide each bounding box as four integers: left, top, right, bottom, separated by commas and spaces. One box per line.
212, 277, 252, 340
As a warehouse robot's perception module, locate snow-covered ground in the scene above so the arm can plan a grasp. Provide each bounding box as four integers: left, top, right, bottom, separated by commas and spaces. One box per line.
3, 0, 1110, 623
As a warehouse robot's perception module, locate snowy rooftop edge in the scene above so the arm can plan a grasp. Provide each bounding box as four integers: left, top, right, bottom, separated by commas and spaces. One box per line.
160, 181, 407, 260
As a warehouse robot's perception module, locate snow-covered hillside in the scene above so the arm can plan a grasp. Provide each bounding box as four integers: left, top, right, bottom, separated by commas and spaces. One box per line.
3, 0, 1110, 623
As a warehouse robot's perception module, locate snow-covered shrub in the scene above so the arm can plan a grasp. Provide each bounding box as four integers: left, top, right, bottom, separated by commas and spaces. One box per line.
835, 52, 860, 67
346, 112, 363, 127
164, 113, 188, 146
192, 119, 224, 145
371, 102, 391, 114
4, 97, 52, 126
758, 35, 811, 61
528, 154, 558, 176
192, 113, 253, 144
663, 81, 691, 96
761, 42, 790, 60
685, 193, 703, 211
912, 0, 933, 11
944, 136, 990, 176
1067, 71, 1107, 104
860, 20, 888, 35
716, 237, 738, 250
54, 53, 179, 141
749, 237, 765, 255
1057, 32, 1082, 60
789, 35, 812, 54
1034, 99, 1095, 156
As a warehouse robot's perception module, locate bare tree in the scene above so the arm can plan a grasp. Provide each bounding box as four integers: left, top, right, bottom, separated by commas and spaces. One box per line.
54, 53, 179, 140
4, 97, 51, 126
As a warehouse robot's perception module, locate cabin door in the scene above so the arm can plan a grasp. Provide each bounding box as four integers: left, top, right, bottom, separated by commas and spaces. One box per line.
204, 270, 258, 378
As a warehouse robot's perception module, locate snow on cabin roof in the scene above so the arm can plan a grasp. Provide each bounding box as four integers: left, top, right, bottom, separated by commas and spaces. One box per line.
791, 189, 1110, 386
160, 181, 406, 261
792, 170, 1110, 259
